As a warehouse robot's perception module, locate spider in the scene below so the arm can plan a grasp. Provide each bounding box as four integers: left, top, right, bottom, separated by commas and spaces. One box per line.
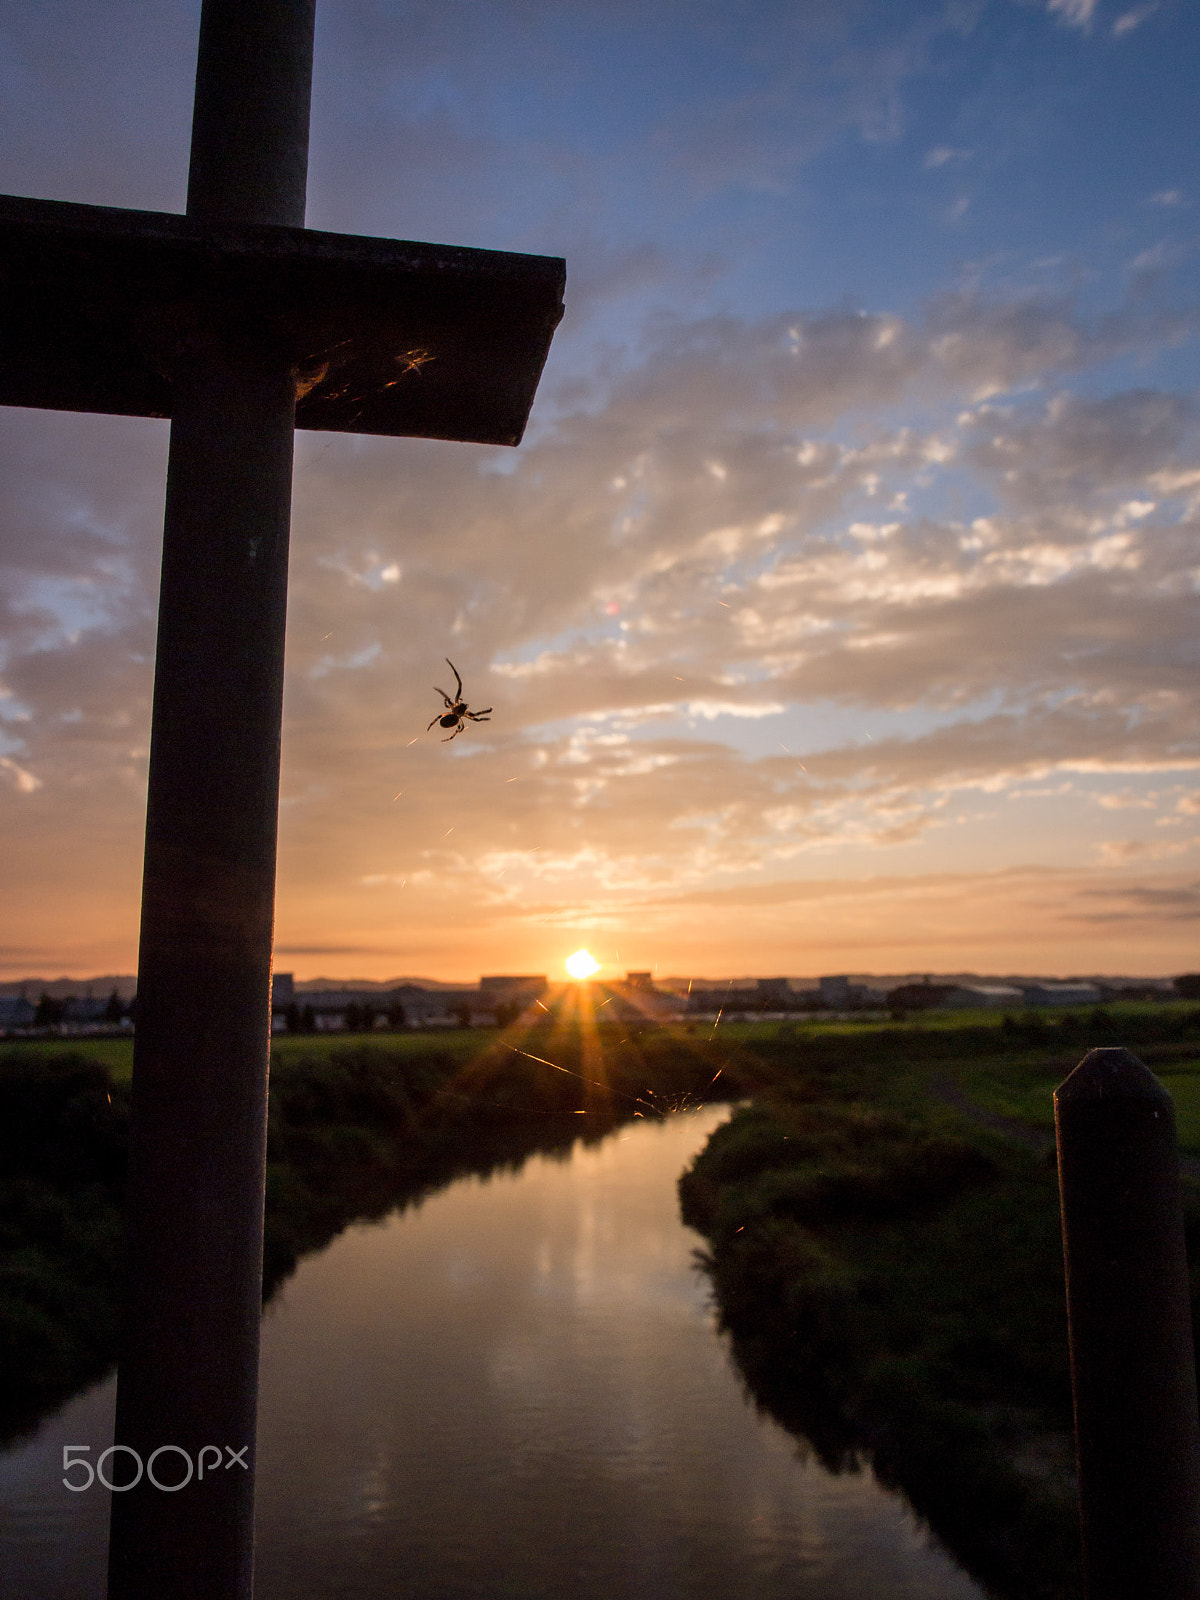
427, 658, 492, 741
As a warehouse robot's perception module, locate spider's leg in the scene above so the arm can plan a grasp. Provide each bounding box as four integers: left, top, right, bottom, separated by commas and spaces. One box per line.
426, 715, 441, 732
442, 722, 462, 742
446, 658, 463, 700
466, 708, 492, 720
434, 686, 454, 708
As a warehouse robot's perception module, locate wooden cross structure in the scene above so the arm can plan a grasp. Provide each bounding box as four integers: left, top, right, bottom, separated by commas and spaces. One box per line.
0, 3, 563, 1596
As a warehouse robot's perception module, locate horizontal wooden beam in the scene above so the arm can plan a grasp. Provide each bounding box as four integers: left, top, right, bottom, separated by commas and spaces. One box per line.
0, 194, 565, 446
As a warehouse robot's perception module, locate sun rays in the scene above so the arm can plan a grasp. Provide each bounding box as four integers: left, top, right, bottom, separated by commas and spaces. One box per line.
409, 973, 733, 1138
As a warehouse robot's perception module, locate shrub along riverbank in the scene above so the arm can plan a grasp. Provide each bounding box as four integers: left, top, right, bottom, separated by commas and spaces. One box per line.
679, 1008, 1200, 1600
0, 1025, 748, 1446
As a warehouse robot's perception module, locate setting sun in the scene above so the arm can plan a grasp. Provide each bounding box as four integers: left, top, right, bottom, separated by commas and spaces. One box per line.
565, 948, 600, 980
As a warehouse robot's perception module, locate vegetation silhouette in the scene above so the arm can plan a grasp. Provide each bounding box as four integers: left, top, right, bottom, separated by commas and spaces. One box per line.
6, 1002, 1200, 1599
677, 1007, 1200, 1600
0, 1027, 746, 1446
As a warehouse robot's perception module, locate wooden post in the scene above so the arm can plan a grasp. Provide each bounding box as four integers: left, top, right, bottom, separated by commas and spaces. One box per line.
106, 5, 315, 1596
1055, 1046, 1200, 1600
0, 3, 562, 1589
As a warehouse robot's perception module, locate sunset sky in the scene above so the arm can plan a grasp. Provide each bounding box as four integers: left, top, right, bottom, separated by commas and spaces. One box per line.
2, 0, 1199, 984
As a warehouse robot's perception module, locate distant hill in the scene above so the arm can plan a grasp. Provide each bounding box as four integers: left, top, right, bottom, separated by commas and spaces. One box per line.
0, 975, 138, 1001
0, 973, 473, 999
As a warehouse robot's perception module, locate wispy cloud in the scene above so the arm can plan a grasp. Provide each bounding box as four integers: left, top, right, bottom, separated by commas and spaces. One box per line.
1113, 5, 1159, 38
924, 146, 972, 169
1047, 0, 1098, 29
0, 757, 42, 794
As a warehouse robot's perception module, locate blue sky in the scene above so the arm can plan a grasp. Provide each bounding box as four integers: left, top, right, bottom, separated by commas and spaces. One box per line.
1, 0, 1198, 981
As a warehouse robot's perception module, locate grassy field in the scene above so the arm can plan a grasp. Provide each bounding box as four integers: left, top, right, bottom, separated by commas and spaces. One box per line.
0, 1027, 497, 1087
0, 1035, 137, 1080
950, 1050, 1200, 1147
5, 995, 1195, 1086
673, 1001, 1200, 1600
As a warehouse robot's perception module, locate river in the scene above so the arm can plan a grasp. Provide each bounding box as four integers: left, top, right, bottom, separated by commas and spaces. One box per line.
0, 1105, 985, 1599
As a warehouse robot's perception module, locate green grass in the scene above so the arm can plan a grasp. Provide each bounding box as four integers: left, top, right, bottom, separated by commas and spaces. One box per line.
269, 1027, 489, 1067
0, 1028, 493, 1088
716, 999, 1197, 1035
948, 1053, 1200, 1150
947, 1053, 1066, 1127
0, 1035, 135, 1081
3, 998, 1193, 1078
1159, 1071, 1200, 1151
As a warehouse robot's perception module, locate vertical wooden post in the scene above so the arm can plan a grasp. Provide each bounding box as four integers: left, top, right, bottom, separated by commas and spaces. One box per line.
1055, 1046, 1200, 1600
106, 4, 315, 1597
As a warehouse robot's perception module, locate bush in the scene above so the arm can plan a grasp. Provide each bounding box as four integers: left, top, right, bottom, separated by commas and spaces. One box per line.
681, 1089, 1083, 1599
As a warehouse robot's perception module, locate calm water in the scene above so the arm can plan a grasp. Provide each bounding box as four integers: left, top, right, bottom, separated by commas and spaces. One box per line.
1, 1106, 985, 1600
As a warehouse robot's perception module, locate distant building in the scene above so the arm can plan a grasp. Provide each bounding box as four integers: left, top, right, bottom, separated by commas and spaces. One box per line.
0, 996, 35, 1030
606, 973, 676, 1022
298, 989, 368, 1013
271, 972, 295, 1007
387, 984, 461, 1024
937, 984, 1025, 1010
297, 990, 372, 1029
886, 983, 956, 1013
290, 988, 414, 1029
286, 980, 532, 1030
681, 977, 849, 1017
817, 975, 882, 1009
62, 995, 112, 1023
1103, 981, 1172, 1001
480, 975, 547, 1002
1024, 983, 1102, 1008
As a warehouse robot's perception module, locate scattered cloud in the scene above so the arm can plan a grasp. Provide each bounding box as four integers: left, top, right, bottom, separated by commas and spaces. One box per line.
1070, 876, 1200, 924
1096, 789, 1158, 809
0, 757, 42, 794
1047, 0, 1098, 30
924, 145, 973, 169
4, 274, 1199, 976
273, 945, 391, 957
1099, 837, 1198, 864
2, 0, 1198, 980
1113, 6, 1159, 37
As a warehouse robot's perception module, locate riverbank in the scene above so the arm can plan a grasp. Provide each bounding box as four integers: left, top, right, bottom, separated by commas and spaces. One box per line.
6, 1004, 1200, 1597
0, 1025, 751, 1445
677, 1013, 1200, 1600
